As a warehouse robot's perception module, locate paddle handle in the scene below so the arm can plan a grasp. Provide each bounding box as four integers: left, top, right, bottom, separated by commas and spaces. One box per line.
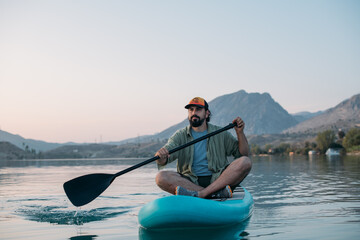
114, 122, 236, 178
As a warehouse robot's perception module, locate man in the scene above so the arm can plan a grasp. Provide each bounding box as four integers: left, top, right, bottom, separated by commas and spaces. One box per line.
155, 97, 251, 198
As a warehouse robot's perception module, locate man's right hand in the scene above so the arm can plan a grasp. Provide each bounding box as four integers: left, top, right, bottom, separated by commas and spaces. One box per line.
155, 147, 170, 166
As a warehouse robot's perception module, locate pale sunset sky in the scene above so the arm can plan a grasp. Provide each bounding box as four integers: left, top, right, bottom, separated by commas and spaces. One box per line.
0, 0, 359, 143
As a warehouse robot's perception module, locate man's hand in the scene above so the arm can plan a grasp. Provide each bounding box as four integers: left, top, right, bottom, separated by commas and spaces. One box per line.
155, 147, 170, 166
233, 117, 245, 133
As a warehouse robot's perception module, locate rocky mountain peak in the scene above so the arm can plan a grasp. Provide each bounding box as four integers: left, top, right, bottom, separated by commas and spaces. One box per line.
284, 93, 360, 134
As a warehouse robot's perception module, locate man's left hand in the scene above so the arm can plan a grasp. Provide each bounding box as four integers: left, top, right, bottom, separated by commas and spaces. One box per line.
233, 117, 245, 133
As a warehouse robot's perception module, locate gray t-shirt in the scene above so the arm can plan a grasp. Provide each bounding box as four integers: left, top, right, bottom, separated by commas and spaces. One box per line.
191, 129, 212, 176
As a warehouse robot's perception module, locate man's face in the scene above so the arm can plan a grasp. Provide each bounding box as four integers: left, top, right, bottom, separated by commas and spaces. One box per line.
187, 106, 208, 127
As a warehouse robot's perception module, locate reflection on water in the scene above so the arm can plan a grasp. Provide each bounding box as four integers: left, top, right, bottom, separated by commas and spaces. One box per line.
245, 155, 360, 240
69, 235, 98, 240
139, 219, 250, 240
0, 156, 360, 239
0, 158, 148, 168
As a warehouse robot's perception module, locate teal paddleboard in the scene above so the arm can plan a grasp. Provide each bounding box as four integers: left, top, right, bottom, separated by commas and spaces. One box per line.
138, 187, 253, 229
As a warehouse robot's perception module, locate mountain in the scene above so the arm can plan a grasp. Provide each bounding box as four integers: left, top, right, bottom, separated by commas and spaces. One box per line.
208, 90, 298, 134
284, 93, 360, 134
291, 111, 323, 123
96, 90, 299, 145
131, 90, 299, 142
0, 130, 62, 152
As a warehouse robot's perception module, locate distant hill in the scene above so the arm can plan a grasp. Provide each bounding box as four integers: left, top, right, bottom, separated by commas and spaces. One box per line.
291, 111, 323, 123
42, 141, 166, 159
0, 130, 61, 152
0, 142, 36, 160
284, 93, 360, 134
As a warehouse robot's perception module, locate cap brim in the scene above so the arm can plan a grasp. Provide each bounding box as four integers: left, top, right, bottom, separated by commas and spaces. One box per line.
185, 104, 205, 109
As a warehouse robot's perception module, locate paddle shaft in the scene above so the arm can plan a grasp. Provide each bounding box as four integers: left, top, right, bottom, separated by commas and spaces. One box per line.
114, 122, 236, 178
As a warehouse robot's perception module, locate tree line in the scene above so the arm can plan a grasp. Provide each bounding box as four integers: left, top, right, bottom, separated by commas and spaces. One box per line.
250, 127, 360, 155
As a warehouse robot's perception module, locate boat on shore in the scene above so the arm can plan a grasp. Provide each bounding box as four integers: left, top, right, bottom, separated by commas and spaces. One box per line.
326, 148, 341, 156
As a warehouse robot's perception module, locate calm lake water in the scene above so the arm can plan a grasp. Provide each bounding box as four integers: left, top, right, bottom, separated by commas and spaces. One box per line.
1, 155, 359, 240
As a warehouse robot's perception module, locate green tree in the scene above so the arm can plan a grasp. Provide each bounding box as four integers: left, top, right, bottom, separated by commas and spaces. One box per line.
274, 143, 291, 154
343, 128, 360, 149
264, 144, 272, 153
316, 130, 335, 154
250, 144, 263, 155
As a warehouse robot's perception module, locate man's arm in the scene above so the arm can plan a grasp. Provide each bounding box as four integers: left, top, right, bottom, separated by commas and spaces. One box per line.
232, 117, 249, 157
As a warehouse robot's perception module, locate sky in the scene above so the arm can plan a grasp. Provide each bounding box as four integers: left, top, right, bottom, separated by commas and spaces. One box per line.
0, 0, 359, 143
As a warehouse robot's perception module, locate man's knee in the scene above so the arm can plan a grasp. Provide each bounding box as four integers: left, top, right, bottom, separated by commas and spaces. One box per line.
155, 171, 166, 186
233, 156, 252, 173
155, 171, 175, 186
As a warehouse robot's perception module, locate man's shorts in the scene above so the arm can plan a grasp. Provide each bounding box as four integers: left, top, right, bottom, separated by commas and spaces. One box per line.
179, 173, 212, 188
179, 170, 239, 191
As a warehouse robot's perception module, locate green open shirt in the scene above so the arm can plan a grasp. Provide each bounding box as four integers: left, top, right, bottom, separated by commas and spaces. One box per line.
158, 123, 242, 185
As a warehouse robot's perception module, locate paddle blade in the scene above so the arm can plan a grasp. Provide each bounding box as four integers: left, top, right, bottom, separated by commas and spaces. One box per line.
63, 173, 115, 207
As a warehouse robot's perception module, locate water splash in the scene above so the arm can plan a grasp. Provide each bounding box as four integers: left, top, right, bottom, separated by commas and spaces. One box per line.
15, 205, 132, 225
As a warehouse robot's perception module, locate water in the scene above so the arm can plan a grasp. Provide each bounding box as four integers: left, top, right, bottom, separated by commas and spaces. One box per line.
1, 155, 359, 239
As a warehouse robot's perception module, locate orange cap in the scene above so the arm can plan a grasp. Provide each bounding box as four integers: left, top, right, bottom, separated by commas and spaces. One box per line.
184, 97, 209, 110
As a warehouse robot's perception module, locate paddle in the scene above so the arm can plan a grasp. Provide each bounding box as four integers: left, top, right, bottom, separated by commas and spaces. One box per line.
63, 122, 237, 207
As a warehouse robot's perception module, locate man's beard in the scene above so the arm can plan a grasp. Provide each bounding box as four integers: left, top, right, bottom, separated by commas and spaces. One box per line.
189, 115, 205, 127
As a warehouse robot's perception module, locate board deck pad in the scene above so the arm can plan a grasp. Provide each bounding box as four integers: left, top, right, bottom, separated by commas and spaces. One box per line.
212, 186, 245, 201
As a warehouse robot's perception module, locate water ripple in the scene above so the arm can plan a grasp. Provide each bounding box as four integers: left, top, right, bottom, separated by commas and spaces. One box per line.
15, 204, 133, 225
